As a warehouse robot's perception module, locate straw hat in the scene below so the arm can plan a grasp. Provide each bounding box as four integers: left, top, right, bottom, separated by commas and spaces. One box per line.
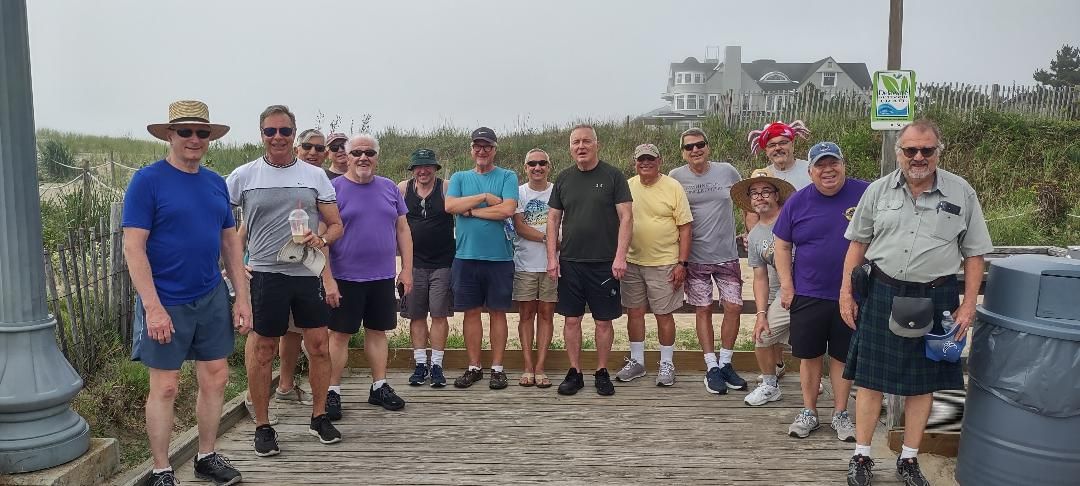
146, 100, 230, 141
730, 167, 796, 213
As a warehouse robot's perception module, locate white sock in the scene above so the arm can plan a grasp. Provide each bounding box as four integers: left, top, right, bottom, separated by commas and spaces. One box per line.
328, 385, 341, 394
630, 341, 645, 364
153, 467, 172, 474
854, 444, 873, 457
468, 364, 481, 371
414, 348, 428, 364
431, 349, 445, 366
492, 365, 504, 373
763, 374, 778, 387
900, 445, 918, 459
659, 345, 674, 364
371, 379, 386, 391
718, 348, 734, 365
704, 353, 718, 370
196, 451, 213, 461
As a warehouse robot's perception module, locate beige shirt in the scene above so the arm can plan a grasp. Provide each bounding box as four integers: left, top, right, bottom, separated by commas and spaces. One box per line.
845, 168, 994, 283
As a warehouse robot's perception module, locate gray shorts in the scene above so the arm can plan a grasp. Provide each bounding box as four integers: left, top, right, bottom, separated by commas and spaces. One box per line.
401, 266, 453, 319
131, 281, 235, 371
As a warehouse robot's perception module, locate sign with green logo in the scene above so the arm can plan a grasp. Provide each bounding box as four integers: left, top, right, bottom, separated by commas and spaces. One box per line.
871, 70, 916, 130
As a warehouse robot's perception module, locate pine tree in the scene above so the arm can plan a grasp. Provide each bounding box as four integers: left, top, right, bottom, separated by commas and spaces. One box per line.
1033, 44, 1080, 88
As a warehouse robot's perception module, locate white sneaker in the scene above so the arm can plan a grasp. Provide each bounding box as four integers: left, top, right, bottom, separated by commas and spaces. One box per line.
744, 382, 782, 406
831, 410, 856, 442
655, 361, 676, 386
615, 357, 646, 382
788, 408, 820, 438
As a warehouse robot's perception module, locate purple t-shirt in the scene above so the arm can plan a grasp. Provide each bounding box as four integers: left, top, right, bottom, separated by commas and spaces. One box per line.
773, 178, 869, 301
329, 175, 408, 282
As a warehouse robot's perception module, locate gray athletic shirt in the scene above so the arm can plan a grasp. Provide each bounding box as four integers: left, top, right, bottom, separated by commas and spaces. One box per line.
769, 159, 812, 190
747, 221, 780, 302
226, 157, 336, 277
669, 161, 741, 264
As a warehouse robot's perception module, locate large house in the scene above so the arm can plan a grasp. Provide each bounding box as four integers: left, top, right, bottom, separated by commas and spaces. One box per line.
638, 45, 872, 128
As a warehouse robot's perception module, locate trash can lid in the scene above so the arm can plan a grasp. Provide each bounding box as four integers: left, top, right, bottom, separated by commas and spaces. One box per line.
978, 255, 1080, 341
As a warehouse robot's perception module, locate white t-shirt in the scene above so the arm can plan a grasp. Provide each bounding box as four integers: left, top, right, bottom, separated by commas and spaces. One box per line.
512, 182, 553, 272
770, 159, 812, 190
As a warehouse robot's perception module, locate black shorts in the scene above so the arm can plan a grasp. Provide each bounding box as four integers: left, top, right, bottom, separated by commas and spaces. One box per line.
555, 260, 622, 321
330, 278, 398, 333
450, 259, 514, 312
251, 271, 330, 338
789, 295, 853, 361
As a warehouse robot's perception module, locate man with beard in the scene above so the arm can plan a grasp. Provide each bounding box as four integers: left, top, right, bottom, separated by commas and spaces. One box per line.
399, 149, 454, 388
668, 128, 748, 394
546, 124, 633, 397
748, 120, 813, 190
324, 132, 348, 180
840, 119, 992, 486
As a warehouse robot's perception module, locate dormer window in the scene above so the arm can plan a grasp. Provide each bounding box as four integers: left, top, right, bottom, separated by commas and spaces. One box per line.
675, 72, 705, 84
759, 71, 791, 83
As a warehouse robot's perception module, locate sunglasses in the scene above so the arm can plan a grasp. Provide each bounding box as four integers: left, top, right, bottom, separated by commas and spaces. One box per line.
526, 160, 549, 167
262, 127, 294, 138
636, 155, 658, 162
900, 146, 938, 158
300, 143, 326, 152
328, 143, 345, 153
682, 140, 708, 151
349, 149, 378, 158
171, 128, 211, 139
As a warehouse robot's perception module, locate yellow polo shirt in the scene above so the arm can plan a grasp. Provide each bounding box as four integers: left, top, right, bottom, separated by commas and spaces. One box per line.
627, 174, 694, 266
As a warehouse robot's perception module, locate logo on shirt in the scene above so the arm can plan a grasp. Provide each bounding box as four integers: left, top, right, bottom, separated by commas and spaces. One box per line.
595, 183, 604, 188
844, 207, 856, 221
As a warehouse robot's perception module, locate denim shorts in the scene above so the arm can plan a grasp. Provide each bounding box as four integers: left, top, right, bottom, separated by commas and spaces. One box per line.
131, 281, 235, 371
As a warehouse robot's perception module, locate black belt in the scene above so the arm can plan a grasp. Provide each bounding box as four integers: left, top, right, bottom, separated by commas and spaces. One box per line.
870, 264, 954, 289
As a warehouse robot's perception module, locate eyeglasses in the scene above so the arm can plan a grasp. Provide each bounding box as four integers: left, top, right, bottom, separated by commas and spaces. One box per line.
171, 128, 211, 139
682, 140, 708, 151
526, 160, 549, 167
766, 139, 791, 150
262, 127, 294, 138
636, 155, 658, 162
900, 146, 938, 158
749, 189, 778, 199
328, 143, 345, 153
349, 149, 378, 158
471, 144, 495, 152
300, 143, 326, 152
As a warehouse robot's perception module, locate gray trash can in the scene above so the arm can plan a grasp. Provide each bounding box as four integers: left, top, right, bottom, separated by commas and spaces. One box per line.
956, 255, 1080, 486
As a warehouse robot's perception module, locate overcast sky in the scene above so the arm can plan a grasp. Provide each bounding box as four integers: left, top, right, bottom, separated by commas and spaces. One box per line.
24, 0, 1079, 143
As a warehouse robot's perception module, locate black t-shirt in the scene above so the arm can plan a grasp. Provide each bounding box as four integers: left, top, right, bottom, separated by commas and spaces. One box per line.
324, 168, 343, 180
548, 160, 632, 262
404, 178, 455, 268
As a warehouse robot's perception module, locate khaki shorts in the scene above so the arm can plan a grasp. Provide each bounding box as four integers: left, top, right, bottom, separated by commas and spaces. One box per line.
756, 298, 791, 347
620, 263, 684, 315
512, 271, 558, 303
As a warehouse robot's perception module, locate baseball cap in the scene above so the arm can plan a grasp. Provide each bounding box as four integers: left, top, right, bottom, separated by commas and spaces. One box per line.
808, 141, 844, 165
408, 148, 442, 170
276, 241, 326, 276
471, 127, 498, 144
633, 143, 660, 159
925, 325, 967, 363
325, 132, 348, 146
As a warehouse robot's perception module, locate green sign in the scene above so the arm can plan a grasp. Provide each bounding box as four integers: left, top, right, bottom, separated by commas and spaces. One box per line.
871, 70, 916, 130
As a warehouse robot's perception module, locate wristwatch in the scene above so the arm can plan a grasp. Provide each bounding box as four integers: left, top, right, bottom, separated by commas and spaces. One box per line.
679, 261, 689, 268
319, 235, 329, 247
542, 234, 548, 243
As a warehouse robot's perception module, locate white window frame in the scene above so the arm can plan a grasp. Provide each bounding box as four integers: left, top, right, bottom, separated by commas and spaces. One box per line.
675, 72, 703, 85
765, 94, 788, 112
759, 71, 791, 83
822, 72, 837, 87
742, 94, 753, 111
675, 94, 705, 111
707, 94, 719, 111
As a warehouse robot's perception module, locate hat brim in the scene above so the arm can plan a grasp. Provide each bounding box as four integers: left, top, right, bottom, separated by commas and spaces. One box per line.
408, 162, 442, 171
730, 175, 796, 213
147, 122, 230, 142
809, 152, 844, 166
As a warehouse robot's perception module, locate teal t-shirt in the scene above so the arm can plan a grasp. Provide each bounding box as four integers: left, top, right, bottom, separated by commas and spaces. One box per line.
447, 166, 519, 261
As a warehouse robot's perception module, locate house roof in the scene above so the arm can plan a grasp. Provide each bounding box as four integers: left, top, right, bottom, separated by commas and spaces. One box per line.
668, 56, 872, 92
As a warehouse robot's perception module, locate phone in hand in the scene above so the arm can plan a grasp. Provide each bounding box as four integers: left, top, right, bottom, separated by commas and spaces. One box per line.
397, 282, 407, 311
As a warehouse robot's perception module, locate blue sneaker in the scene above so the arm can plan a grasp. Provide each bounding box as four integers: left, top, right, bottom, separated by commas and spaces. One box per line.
719, 363, 748, 391
429, 364, 447, 388
704, 366, 727, 394
408, 363, 429, 386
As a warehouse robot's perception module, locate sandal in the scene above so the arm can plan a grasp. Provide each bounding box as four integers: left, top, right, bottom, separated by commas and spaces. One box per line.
519, 372, 536, 387
534, 373, 552, 388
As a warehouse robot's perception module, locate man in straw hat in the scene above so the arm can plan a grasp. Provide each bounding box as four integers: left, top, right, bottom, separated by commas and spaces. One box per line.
772, 141, 866, 443
125, 100, 247, 485
226, 105, 344, 456
729, 168, 796, 407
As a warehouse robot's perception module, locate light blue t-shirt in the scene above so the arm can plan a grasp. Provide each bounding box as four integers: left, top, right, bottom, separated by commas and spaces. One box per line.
447, 166, 518, 261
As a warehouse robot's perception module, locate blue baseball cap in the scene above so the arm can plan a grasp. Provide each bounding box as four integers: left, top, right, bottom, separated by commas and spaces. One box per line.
925, 325, 967, 363
808, 141, 844, 165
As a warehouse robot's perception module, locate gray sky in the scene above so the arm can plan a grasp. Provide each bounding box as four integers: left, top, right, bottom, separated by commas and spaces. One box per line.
25, 0, 1079, 143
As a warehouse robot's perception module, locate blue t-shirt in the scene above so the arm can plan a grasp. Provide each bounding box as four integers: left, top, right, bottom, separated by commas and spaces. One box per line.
122, 160, 236, 305
447, 167, 518, 261
772, 178, 868, 301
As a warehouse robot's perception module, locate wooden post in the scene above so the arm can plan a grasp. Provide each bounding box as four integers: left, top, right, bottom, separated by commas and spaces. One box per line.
880, 0, 903, 178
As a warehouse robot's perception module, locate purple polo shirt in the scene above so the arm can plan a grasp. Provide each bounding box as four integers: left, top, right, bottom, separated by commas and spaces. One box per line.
329, 175, 408, 283
773, 178, 869, 301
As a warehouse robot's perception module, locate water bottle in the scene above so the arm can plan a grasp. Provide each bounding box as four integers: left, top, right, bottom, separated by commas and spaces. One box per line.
941, 311, 956, 335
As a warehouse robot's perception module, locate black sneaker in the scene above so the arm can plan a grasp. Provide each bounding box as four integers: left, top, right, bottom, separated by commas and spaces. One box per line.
145, 470, 178, 486
368, 383, 406, 411
430, 364, 447, 387
253, 424, 280, 457
704, 366, 728, 395
408, 363, 429, 386
557, 368, 584, 395
896, 457, 930, 486
326, 390, 342, 421
193, 452, 242, 485
454, 368, 484, 388
594, 368, 615, 396
309, 414, 342, 444
719, 363, 748, 391
489, 370, 509, 390
847, 454, 875, 486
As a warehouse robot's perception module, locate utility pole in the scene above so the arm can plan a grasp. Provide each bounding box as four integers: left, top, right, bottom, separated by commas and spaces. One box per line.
880, 0, 904, 176
0, 0, 91, 473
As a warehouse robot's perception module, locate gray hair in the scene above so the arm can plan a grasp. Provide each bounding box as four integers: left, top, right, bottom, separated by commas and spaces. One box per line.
295, 128, 324, 146
524, 148, 549, 162
346, 133, 380, 152
259, 104, 296, 128
570, 123, 599, 143
894, 118, 945, 154
679, 127, 709, 145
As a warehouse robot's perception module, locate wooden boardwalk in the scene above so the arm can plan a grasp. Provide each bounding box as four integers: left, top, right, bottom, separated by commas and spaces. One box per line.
173, 369, 912, 485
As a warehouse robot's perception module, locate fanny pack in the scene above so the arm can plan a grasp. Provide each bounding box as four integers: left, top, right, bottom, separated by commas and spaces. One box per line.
888, 296, 934, 338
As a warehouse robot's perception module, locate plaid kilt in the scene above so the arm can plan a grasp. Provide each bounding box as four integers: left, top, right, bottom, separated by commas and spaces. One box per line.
842, 276, 965, 396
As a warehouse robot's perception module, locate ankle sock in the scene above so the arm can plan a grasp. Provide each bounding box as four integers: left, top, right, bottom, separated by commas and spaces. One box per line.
718, 348, 734, 365
371, 379, 386, 391
704, 353, 718, 370
153, 467, 172, 474
413, 348, 427, 364
196, 451, 213, 461
854, 444, 872, 457
763, 374, 778, 387
431, 349, 445, 366
492, 365, 504, 373
659, 345, 674, 364
900, 445, 918, 459
328, 385, 341, 394
468, 364, 481, 371
629, 341, 645, 364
